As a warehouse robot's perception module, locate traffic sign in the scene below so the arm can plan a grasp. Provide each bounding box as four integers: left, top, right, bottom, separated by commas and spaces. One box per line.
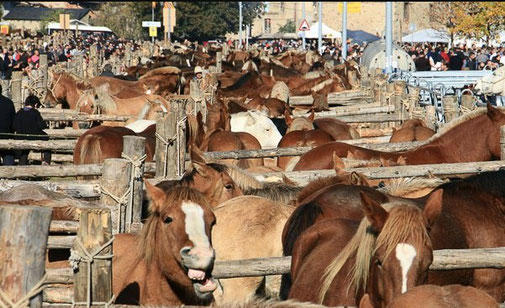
299, 19, 310, 31
149, 26, 157, 37
142, 21, 161, 27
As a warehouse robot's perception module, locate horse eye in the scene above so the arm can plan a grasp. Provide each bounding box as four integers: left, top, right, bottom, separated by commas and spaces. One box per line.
225, 183, 234, 190
266, 128, 271, 132
375, 258, 383, 268
163, 217, 173, 224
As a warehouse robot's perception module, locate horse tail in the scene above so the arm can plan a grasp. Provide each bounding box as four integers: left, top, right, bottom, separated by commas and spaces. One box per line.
77, 134, 103, 164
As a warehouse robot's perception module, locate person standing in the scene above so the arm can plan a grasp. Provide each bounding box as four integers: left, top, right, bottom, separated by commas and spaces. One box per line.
415, 52, 431, 71
12, 95, 51, 165
0, 84, 15, 165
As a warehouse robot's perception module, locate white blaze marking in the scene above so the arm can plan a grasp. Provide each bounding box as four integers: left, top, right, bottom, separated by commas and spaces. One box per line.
181, 201, 210, 248
395, 243, 417, 294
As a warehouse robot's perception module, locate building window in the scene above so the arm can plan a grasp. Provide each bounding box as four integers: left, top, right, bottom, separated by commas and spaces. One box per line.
404, 2, 409, 22
264, 18, 271, 34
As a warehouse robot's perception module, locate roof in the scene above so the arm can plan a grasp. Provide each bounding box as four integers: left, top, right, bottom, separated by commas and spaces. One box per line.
297, 22, 341, 39
401, 29, 450, 43
4, 7, 90, 21
47, 19, 112, 33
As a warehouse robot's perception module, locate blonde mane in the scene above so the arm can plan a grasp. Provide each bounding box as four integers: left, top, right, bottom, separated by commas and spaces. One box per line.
93, 83, 118, 113
318, 202, 430, 303
222, 163, 264, 190
139, 66, 181, 79
378, 177, 448, 197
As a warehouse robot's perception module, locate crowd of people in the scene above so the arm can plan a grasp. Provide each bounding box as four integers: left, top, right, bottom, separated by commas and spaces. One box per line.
405, 42, 505, 72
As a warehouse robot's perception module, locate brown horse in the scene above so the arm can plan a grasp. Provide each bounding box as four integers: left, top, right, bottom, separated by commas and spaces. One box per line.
294, 104, 505, 170
73, 124, 156, 165
45, 71, 96, 116
359, 285, 499, 308
277, 112, 334, 171
282, 170, 505, 303
313, 117, 361, 140
113, 184, 217, 306
288, 190, 442, 307
389, 119, 436, 143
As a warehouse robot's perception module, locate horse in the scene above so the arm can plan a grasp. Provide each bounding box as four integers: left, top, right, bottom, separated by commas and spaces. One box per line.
230, 110, 282, 149
282, 170, 505, 303
212, 196, 295, 304
277, 111, 334, 171
359, 285, 499, 308
389, 119, 435, 143
313, 117, 361, 140
304, 190, 442, 307
73, 124, 156, 166
293, 103, 505, 170
246, 97, 291, 118
113, 184, 218, 306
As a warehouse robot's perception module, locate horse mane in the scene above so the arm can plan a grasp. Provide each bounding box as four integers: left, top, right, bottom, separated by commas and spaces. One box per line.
296, 175, 361, 205
318, 202, 430, 303
244, 182, 302, 205
137, 185, 209, 265
438, 169, 505, 198
226, 71, 256, 91
303, 71, 325, 79
93, 83, 118, 112
139, 66, 181, 79
222, 163, 264, 190
378, 177, 449, 197
422, 107, 505, 144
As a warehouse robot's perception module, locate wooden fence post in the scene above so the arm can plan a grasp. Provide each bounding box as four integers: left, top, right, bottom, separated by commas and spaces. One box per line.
100, 158, 131, 234
155, 98, 188, 179
122, 135, 146, 233
442, 96, 459, 123
72, 208, 113, 306
408, 87, 420, 119
500, 126, 505, 160
90, 44, 98, 77
0, 205, 52, 308
461, 94, 475, 111
39, 54, 48, 98
425, 105, 437, 131
216, 51, 222, 73
11, 71, 23, 110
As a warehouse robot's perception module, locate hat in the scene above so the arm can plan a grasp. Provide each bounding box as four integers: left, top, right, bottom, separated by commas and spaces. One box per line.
194, 66, 203, 74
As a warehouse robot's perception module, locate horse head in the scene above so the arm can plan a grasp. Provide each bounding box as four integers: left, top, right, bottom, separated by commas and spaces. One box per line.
185, 147, 243, 207
45, 70, 66, 107
141, 182, 217, 301
360, 189, 443, 307
285, 110, 315, 133
231, 110, 282, 148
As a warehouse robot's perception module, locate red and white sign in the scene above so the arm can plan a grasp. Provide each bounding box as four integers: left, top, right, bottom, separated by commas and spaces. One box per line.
298, 19, 310, 31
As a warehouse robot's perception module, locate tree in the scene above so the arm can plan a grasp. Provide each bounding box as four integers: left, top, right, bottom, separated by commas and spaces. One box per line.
278, 20, 296, 33
451, 2, 505, 45
39, 9, 64, 34
173, 2, 265, 41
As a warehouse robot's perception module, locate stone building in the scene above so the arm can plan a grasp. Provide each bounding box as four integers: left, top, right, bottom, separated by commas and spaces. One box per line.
236, 2, 444, 42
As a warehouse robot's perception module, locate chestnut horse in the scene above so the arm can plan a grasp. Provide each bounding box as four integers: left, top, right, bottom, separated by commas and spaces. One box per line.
113, 184, 218, 306
294, 104, 505, 170
73, 124, 156, 165
389, 119, 435, 143
282, 170, 505, 303
277, 111, 334, 171
288, 190, 442, 307
313, 117, 360, 140
359, 285, 499, 308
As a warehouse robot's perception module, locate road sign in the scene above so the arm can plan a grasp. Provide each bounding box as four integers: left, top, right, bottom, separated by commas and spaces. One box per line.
142, 21, 161, 27
299, 19, 310, 31
149, 26, 157, 37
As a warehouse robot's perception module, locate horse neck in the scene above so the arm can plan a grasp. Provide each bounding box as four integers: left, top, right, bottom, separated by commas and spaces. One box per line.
63, 78, 86, 110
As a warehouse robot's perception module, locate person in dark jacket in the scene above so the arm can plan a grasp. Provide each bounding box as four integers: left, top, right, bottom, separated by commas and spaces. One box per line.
0, 84, 15, 165
449, 48, 464, 70
415, 52, 431, 71
13, 95, 51, 165
100, 63, 115, 77
466, 52, 478, 70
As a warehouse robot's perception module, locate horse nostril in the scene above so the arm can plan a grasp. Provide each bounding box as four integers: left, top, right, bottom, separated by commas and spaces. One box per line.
180, 247, 191, 257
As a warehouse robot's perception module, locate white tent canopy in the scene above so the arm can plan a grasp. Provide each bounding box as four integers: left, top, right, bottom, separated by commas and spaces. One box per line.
47, 19, 112, 33
401, 28, 450, 43
298, 22, 341, 39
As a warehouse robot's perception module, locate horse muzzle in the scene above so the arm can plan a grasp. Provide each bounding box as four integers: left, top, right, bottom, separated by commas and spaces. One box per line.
180, 246, 217, 297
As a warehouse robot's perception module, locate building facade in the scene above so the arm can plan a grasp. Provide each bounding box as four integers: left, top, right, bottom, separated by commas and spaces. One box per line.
235, 2, 442, 42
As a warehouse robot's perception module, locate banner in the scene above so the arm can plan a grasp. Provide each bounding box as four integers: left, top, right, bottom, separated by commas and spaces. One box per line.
338, 2, 361, 14
149, 26, 157, 37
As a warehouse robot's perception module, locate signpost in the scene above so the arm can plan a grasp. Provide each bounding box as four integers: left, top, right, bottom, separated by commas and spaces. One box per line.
298, 19, 310, 31
301, 2, 307, 50
142, 21, 161, 40
163, 2, 176, 45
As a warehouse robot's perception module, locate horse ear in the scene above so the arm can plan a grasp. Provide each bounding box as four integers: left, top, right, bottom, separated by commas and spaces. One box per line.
346, 151, 356, 160
397, 156, 407, 166
392, 127, 397, 132
284, 110, 293, 126
423, 189, 443, 226
144, 179, 166, 213
379, 156, 391, 167
486, 102, 502, 121
351, 172, 370, 187
246, 111, 257, 125
307, 109, 315, 122
358, 294, 375, 308
360, 191, 388, 233
332, 152, 346, 174
281, 174, 296, 186
190, 146, 210, 177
